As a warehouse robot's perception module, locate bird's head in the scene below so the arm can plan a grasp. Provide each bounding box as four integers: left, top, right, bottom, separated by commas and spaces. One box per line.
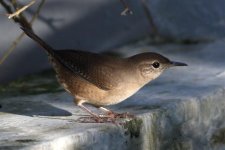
128, 52, 187, 82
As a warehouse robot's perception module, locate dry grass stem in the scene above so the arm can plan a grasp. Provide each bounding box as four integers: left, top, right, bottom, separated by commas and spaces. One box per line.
7, 0, 35, 19
0, 0, 45, 65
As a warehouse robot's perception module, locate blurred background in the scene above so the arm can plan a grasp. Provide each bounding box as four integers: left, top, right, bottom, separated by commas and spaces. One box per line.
0, 0, 225, 84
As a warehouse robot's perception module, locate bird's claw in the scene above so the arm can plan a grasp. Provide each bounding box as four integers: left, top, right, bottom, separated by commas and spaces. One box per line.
77, 112, 135, 123
77, 116, 116, 123
98, 111, 135, 119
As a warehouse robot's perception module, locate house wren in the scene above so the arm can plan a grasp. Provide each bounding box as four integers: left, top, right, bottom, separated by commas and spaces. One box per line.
21, 27, 187, 122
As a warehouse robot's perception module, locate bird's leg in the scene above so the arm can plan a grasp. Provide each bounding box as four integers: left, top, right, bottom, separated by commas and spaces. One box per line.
78, 103, 99, 118
77, 103, 105, 123
77, 101, 115, 123
99, 107, 135, 119
99, 107, 114, 117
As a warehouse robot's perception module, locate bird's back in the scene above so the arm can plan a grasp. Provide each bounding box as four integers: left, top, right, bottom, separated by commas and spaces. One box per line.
50, 50, 140, 106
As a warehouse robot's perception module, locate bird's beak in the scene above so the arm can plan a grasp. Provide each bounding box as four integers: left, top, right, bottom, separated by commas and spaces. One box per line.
170, 61, 188, 67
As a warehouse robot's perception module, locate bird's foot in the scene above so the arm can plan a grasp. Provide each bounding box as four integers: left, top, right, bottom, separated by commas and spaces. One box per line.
103, 111, 135, 119
77, 115, 116, 123
77, 113, 135, 123
77, 107, 135, 123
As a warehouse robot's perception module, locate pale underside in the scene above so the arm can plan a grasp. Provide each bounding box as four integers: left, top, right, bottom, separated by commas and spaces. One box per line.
49, 50, 144, 106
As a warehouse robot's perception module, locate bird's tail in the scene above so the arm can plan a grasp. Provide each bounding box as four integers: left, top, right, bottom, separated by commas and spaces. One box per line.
21, 27, 55, 56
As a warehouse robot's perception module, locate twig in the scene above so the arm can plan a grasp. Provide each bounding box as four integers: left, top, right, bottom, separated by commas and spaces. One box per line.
0, 0, 13, 14
7, 0, 35, 19
1, 0, 31, 30
30, 0, 45, 24
0, 0, 45, 65
120, 0, 133, 16
141, 0, 159, 37
0, 32, 24, 65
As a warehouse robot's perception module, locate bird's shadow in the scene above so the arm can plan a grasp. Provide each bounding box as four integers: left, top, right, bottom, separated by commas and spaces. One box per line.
0, 98, 72, 117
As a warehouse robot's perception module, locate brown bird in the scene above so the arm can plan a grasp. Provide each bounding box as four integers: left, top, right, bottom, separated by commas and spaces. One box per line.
21, 27, 187, 122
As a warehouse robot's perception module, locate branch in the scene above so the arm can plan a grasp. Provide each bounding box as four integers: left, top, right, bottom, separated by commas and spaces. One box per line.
141, 0, 159, 37
0, 0, 13, 14
7, 0, 35, 19
120, 0, 133, 16
0, 0, 45, 65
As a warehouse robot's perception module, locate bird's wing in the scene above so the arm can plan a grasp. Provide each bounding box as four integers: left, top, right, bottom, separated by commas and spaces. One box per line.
54, 50, 123, 90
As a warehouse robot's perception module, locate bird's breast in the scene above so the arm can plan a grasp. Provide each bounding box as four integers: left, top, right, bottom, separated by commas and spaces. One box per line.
49, 57, 144, 106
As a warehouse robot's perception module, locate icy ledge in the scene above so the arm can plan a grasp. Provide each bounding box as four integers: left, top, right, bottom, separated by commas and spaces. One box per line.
0, 39, 225, 150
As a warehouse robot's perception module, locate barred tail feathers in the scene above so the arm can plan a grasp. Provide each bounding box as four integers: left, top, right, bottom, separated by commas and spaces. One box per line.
21, 27, 55, 56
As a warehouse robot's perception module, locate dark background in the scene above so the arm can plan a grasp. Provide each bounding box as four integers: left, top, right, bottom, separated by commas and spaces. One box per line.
0, 0, 225, 84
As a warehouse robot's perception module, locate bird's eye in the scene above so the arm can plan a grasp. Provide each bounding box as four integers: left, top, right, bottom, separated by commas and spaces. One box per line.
152, 61, 160, 68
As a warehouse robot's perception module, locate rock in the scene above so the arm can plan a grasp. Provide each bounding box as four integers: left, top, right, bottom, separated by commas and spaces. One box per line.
0, 39, 225, 149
